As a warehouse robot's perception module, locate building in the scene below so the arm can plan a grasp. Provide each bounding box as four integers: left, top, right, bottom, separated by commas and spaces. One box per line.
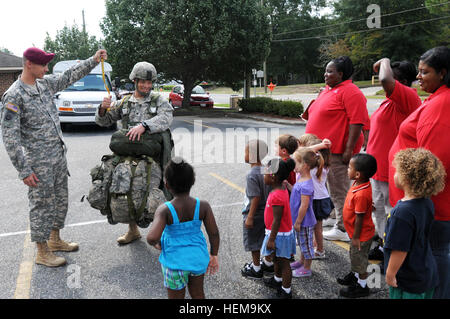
0, 52, 22, 97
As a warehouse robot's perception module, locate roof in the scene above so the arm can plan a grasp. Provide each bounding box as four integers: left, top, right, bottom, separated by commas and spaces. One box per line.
0, 51, 23, 71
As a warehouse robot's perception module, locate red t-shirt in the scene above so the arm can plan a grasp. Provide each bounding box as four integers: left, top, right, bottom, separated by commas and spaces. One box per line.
366, 81, 421, 182
343, 181, 375, 242
264, 189, 293, 232
306, 80, 370, 154
389, 86, 450, 221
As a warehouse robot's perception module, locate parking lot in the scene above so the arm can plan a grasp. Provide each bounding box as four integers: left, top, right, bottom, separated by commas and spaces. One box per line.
0, 115, 389, 303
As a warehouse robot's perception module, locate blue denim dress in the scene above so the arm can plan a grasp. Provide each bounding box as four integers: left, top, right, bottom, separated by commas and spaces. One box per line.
159, 198, 210, 274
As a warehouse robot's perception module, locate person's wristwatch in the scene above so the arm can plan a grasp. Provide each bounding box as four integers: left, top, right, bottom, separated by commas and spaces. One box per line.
141, 121, 150, 132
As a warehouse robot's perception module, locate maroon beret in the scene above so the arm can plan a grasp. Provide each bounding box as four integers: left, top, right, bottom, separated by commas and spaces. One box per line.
23, 47, 55, 65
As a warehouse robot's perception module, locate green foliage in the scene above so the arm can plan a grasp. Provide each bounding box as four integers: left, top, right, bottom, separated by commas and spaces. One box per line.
44, 24, 102, 72
239, 97, 303, 118
101, 0, 271, 107
324, 0, 444, 79
0, 47, 13, 55
268, 0, 329, 84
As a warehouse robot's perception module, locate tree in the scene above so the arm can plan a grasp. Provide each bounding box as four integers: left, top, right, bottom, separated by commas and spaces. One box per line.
268, 0, 329, 84
328, 0, 443, 79
101, 0, 271, 105
44, 24, 102, 72
0, 47, 14, 55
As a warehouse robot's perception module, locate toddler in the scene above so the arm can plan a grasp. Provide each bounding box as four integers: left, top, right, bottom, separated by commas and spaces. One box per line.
147, 158, 220, 299
384, 148, 445, 299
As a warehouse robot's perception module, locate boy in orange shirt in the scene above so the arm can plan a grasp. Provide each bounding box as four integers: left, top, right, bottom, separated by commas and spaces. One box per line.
338, 153, 377, 298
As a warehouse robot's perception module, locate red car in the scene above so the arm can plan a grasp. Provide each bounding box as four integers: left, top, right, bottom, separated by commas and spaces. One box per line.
169, 85, 214, 108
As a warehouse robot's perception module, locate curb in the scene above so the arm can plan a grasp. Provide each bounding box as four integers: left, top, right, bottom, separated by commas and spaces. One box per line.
224, 112, 306, 126
173, 108, 306, 126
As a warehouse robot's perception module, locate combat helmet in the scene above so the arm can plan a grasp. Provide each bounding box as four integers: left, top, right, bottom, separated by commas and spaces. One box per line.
129, 62, 157, 82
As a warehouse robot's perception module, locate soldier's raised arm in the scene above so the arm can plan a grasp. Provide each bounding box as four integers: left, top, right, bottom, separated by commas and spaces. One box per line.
44, 49, 107, 95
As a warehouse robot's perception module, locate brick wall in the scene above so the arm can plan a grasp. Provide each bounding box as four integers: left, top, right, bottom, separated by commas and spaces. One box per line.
0, 72, 21, 97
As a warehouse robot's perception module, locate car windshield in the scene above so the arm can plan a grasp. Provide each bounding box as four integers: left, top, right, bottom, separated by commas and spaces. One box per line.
64, 74, 112, 92
192, 86, 206, 94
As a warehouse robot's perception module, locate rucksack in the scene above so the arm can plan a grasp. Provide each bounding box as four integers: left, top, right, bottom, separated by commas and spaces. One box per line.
85, 154, 166, 228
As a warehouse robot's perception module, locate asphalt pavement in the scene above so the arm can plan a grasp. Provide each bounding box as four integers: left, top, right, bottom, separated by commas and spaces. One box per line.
0, 115, 390, 302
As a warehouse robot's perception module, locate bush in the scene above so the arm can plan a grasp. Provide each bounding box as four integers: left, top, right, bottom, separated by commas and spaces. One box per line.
239, 98, 303, 118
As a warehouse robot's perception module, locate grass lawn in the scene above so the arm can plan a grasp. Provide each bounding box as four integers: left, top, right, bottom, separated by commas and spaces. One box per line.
208, 80, 378, 95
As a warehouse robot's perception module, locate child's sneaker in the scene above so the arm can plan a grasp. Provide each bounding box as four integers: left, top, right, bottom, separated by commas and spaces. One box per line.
276, 287, 292, 299
313, 249, 326, 259
290, 260, 303, 270
292, 266, 312, 278
241, 263, 263, 279
337, 272, 358, 286
260, 258, 274, 274
263, 276, 282, 290
339, 283, 370, 298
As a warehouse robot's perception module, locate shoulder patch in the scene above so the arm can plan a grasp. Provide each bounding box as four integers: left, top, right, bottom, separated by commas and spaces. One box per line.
5, 103, 19, 113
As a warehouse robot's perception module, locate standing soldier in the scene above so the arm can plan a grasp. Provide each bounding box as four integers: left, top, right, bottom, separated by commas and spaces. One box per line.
96, 61, 174, 245
1, 47, 108, 267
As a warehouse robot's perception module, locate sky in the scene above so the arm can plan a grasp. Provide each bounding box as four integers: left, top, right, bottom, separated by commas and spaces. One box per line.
0, 0, 107, 56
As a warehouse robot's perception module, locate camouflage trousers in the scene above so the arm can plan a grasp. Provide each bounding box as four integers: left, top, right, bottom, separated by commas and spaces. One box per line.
28, 147, 68, 242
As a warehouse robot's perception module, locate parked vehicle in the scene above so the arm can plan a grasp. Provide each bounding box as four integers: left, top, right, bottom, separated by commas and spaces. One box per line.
169, 85, 214, 108
53, 60, 117, 125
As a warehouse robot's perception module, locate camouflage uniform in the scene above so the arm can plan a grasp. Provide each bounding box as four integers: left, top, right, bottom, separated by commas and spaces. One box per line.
95, 92, 174, 132
1, 57, 99, 242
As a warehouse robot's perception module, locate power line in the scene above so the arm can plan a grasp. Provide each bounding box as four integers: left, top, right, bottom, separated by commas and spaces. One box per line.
272, 15, 450, 42
273, 1, 450, 37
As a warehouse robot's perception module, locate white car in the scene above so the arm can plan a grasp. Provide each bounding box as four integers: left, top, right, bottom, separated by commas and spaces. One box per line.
53, 60, 117, 126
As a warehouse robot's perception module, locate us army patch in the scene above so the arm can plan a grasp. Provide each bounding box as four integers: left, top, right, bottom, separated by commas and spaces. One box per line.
5, 103, 19, 113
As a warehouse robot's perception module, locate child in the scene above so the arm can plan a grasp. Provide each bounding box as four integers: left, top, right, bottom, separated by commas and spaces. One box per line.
384, 148, 445, 299
146, 158, 220, 299
338, 153, 377, 298
298, 134, 333, 259
241, 139, 272, 279
290, 148, 324, 277
275, 134, 299, 191
261, 158, 297, 299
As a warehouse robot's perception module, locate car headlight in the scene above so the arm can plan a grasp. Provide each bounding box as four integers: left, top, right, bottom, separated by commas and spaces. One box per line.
63, 101, 71, 107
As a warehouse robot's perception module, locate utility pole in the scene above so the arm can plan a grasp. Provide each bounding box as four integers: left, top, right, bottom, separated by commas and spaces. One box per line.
261, 0, 267, 94
82, 9, 86, 34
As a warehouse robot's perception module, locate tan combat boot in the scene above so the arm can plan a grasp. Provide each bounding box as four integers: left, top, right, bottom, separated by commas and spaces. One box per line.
117, 223, 141, 245
36, 242, 67, 267
48, 229, 79, 252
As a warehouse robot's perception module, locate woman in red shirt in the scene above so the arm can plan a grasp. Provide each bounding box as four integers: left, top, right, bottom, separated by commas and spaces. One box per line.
306, 56, 370, 242
388, 46, 450, 299
366, 58, 421, 258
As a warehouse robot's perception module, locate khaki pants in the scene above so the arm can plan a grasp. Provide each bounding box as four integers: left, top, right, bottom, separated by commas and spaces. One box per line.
327, 154, 351, 232
371, 179, 392, 239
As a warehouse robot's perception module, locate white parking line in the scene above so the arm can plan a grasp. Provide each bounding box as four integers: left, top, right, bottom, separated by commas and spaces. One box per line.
0, 202, 243, 240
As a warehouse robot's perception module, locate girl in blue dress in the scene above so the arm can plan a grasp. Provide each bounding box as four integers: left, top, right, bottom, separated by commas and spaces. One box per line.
147, 157, 220, 299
